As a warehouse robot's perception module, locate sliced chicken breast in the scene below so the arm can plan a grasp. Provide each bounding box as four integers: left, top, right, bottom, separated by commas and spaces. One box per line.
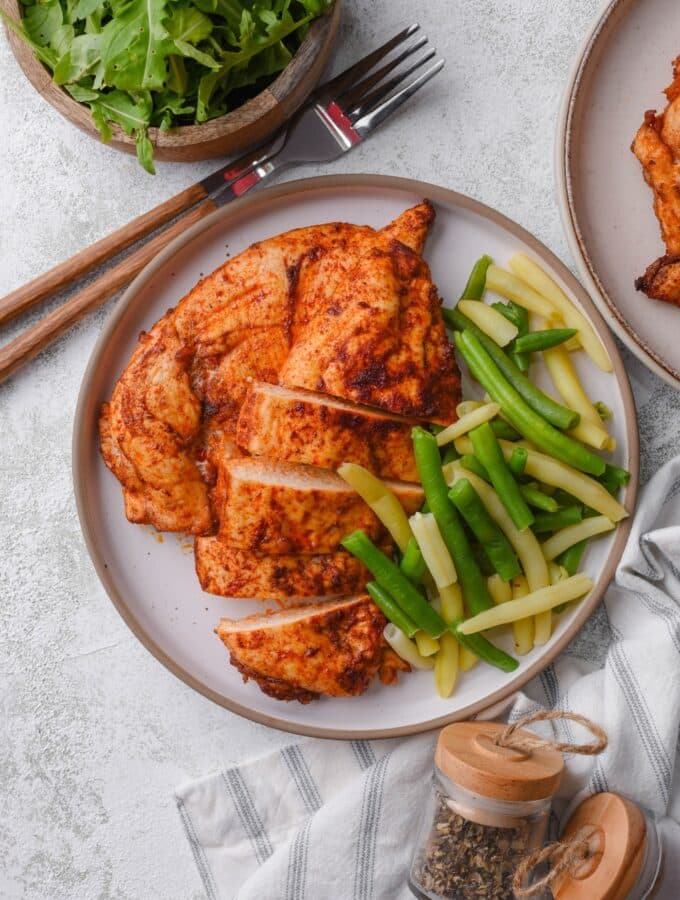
100, 205, 440, 532
236, 382, 420, 481
195, 537, 370, 599
216, 595, 386, 702
216, 458, 423, 554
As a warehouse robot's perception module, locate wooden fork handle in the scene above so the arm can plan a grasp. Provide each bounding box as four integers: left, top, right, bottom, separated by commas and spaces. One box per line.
0, 181, 209, 328
0, 198, 217, 384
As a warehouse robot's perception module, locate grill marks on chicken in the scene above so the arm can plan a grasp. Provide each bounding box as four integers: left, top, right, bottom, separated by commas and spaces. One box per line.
216, 595, 387, 702
236, 382, 420, 481
100, 202, 457, 702
632, 57, 680, 305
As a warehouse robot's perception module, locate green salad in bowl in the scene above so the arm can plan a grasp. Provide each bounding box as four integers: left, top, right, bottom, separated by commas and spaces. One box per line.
3, 0, 331, 171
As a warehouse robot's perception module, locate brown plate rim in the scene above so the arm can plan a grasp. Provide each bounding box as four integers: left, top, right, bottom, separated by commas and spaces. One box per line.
72, 173, 640, 740
556, 0, 680, 388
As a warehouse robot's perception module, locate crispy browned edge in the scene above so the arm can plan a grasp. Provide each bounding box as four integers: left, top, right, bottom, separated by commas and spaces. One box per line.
73, 174, 639, 740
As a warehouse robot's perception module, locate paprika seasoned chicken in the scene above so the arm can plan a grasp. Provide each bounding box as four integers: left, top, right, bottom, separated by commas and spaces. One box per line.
632, 56, 680, 305
236, 382, 420, 481
215, 458, 424, 555
195, 539, 371, 601
100, 201, 460, 703
216, 595, 387, 703
100, 201, 455, 533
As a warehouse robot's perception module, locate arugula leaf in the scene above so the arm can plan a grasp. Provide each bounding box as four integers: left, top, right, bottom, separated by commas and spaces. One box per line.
71, 0, 102, 20
53, 32, 103, 83
98, 0, 174, 91
12, 0, 331, 171
165, 4, 212, 44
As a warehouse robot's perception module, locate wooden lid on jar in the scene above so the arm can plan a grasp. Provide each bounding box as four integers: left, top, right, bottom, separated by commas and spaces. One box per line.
553, 793, 647, 900
435, 721, 564, 801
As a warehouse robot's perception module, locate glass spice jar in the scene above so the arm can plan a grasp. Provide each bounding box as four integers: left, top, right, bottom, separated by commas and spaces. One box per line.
552, 792, 680, 900
409, 720, 564, 900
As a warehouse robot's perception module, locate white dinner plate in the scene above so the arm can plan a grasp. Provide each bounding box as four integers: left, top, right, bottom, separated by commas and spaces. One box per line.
557, 0, 680, 387
73, 175, 638, 738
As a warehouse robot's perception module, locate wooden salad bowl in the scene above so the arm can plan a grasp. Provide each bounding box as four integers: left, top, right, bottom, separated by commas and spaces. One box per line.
1, 0, 341, 162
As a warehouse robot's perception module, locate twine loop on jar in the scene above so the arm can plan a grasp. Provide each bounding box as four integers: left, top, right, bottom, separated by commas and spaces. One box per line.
494, 710, 608, 756
512, 825, 599, 897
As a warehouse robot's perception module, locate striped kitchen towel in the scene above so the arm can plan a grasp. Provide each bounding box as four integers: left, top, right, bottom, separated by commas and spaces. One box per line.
175, 455, 680, 900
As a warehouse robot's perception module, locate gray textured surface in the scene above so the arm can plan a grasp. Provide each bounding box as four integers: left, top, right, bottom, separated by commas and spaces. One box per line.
0, 1, 675, 898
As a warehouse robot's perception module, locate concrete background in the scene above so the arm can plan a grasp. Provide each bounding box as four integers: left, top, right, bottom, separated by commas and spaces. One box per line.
1, 1, 676, 897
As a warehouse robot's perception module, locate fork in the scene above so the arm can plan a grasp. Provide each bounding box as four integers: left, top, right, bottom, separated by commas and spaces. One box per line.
0, 24, 443, 383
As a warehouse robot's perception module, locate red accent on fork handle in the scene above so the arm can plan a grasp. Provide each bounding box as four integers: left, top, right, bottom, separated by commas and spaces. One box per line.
230, 168, 263, 196
325, 102, 362, 144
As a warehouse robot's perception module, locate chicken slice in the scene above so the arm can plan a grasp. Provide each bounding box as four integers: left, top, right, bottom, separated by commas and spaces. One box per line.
236, 381, 420, 481
195, 538, 370, 600
216, 458, 423, 554
216, 595, 386, 702
279, 234, 459, 422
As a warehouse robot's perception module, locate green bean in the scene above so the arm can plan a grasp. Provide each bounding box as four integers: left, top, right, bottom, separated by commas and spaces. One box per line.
519, 484, 558, 513
489, 419, 521, 441
454, 330, 606, 476
469, 422, 534, 531
514, 328, 577, 354
443, 307, 579, 430
461, 454, 491, 482
412, 427, 493, 615
366, 582, 419, 637
341, 531, 445, 638
554, 540, 587, 612
557, 539, 587, 576
508, 446, 528, 478
460, 255, 493, 300
493, 301, 530, 371
448, 479, 521, 581
441, 443, 461, 465
552, 488, 581, 508
471, 542, 496, 576
400, 537, 427, 584
599, 464, 631, 496
451, 624, 519, 672
429, 423, 445, 436
492, 300, 527, 331
532, 506, 583, 534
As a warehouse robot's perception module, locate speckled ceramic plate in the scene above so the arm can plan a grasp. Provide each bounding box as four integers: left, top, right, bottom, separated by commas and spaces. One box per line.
73, 175, 638, 739
557, 0, 680, 388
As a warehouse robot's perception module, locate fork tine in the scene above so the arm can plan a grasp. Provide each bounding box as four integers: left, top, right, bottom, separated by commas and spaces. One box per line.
352, 59, 445, 136
337, 35, 429, 111
346, 48, 437, 120
319, 24, 420, 99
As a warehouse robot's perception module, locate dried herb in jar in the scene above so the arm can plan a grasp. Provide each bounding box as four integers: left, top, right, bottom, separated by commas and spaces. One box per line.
411, 789, 532, 900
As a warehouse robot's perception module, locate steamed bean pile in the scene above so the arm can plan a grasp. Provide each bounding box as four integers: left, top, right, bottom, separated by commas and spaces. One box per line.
340, 254, 629, 698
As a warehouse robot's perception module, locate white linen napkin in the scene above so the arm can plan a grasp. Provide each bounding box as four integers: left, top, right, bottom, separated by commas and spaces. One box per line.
175, 456, 680, 900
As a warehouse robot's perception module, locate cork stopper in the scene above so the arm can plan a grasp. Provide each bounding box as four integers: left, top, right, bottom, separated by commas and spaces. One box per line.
435, 721, 564, 802
553, 793, 647, 900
